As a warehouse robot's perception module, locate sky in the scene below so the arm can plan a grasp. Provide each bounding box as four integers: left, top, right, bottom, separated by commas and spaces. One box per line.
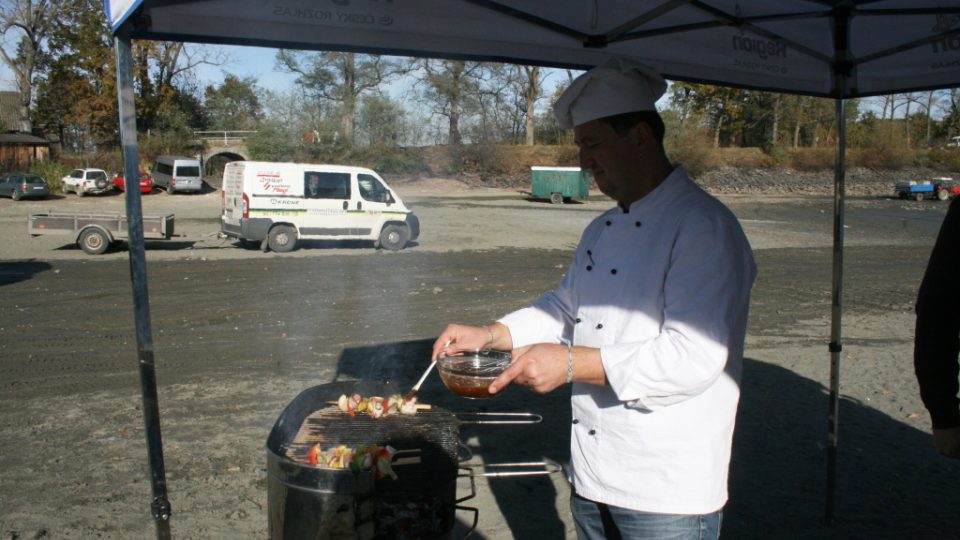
0, 44, 301, 94
0, 41, 578, 105
195, 45, 300, 93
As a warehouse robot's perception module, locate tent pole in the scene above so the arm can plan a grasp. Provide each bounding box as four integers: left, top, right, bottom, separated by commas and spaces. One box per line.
825, 97, 846, 523
114, 32, 172, 539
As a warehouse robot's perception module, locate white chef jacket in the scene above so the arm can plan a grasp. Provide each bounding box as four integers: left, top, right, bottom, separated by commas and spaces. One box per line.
499, 166, 756, 515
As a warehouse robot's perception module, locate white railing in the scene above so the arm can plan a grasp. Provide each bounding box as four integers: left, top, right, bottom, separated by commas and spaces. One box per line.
194, 130, 257, 145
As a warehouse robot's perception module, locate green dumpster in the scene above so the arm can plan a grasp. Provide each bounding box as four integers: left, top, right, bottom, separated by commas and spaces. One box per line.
530, 166, 590, 204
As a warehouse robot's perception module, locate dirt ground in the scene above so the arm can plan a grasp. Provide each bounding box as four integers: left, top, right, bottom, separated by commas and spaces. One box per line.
1, 178, 959, 539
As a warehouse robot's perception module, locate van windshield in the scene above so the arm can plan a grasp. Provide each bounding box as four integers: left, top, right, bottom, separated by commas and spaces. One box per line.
176, 166, 201, 177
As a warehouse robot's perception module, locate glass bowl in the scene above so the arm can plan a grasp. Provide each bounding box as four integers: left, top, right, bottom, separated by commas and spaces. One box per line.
436, 350, 511, 399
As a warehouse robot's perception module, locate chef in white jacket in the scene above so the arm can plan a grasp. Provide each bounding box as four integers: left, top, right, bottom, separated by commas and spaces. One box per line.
431, 58, 756, 540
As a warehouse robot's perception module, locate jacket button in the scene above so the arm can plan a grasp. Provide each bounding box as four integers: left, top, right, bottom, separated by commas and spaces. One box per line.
635, 221, 642, 227
605, 220, 611, 226
575, 318, 582, 323
589, 429, 597, 435
572, 419, 579, 424
610, 268, 617, 275
596, 323, 603, 329
586, 265, 592, 271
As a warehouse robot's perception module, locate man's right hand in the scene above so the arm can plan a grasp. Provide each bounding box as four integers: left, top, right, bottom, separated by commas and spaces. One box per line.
933, 427, 960, 458
431, 324, 495, 361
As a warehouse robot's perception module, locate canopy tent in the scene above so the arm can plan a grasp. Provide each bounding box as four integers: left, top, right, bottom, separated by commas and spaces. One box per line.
105, 2, 960, 538
109, 0, 960, 98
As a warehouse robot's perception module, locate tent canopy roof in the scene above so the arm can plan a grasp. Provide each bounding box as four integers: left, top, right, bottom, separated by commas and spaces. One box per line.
107, 1, 960, 99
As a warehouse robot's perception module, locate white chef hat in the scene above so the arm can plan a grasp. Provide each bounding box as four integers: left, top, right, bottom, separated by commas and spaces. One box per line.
553, 58, 667, 129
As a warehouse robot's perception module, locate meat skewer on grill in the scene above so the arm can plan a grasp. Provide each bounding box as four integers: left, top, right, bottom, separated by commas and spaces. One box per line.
335, 392, 421, 418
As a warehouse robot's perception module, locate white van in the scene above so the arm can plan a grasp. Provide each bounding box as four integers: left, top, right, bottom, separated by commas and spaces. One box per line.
153, 155, 203, 193
220, 161, 419, 252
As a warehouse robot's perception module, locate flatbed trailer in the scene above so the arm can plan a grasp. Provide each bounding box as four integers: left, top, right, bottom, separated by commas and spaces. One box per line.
894, 181, 935, 201
28, 212, 176, 255
895, 177, 957, 201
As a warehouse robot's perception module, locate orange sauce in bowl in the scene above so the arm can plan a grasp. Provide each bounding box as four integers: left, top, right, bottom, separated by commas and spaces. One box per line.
439, 371, 496, 399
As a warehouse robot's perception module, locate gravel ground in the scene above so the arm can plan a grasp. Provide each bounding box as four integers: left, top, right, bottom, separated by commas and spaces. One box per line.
1, 172, 958, 539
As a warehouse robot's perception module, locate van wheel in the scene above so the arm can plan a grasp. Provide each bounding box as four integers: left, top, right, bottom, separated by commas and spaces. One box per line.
379, 224, 409, 251
268, 225, 297, 253
79, 229, 110, 255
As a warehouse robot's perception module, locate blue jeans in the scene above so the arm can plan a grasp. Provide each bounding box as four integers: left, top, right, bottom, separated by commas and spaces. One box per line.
570, 492, 723, 540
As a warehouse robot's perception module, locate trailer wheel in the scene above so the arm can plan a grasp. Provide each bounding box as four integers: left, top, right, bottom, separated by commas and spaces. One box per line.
937, 189, 950, 201
268, 225, 297, 253
550, 192, 564, 205
79, 228, 110, 255
378, 224, 409, 251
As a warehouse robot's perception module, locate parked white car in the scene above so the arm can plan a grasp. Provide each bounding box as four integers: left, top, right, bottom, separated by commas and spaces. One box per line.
62, 168, 111, 196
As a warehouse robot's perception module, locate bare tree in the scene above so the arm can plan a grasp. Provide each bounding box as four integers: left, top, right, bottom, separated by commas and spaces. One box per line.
148, 42, 228, 97
418, 59, 484, 145
0, 0, 60, 132
515, 64, 546, 145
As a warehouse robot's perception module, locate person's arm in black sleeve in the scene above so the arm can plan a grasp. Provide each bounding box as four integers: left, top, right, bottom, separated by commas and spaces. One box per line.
915, 197, 960, 456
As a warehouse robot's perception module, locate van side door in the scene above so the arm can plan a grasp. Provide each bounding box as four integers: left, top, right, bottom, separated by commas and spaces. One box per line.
300, 170, 355, 238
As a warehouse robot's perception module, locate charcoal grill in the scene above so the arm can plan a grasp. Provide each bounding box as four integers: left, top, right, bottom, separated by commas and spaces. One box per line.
266, 380, 558, 540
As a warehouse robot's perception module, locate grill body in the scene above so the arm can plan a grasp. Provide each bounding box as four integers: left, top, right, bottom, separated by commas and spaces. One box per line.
267, 381, 460, 540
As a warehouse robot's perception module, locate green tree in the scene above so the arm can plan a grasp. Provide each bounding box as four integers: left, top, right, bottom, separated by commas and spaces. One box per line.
137, 41, 225, 132
670, 82, 750, 147
0, 0, 61, 133
276, 50, 407, 145
204, 74, 262, 131
32, 0, 114, 150
356, 94, 405, 147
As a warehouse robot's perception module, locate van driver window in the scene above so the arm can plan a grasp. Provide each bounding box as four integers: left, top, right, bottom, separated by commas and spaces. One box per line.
304, 172, 350, 199
358, 174, 391, 203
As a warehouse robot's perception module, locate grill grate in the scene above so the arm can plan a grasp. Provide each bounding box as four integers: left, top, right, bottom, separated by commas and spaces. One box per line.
283, 406, 460, 467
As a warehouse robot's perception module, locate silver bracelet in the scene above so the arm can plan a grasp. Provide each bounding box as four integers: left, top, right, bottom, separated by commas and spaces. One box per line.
484, 325, 495, 348
564, 340, 574, 384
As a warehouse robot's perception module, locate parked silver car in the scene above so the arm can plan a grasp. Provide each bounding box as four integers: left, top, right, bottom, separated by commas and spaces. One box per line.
0, 173, 50, 200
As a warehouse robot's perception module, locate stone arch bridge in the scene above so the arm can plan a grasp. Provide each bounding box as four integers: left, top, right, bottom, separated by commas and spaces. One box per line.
196, 130, 254, 180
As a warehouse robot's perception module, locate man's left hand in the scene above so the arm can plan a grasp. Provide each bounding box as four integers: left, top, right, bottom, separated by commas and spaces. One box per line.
489, 343, 567, 395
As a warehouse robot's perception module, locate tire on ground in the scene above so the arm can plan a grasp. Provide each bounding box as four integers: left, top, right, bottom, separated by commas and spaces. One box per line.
550, 192, 564, 205
267, 225, 297, 253
79, 228, 110, 255
378, 224, 410, 251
